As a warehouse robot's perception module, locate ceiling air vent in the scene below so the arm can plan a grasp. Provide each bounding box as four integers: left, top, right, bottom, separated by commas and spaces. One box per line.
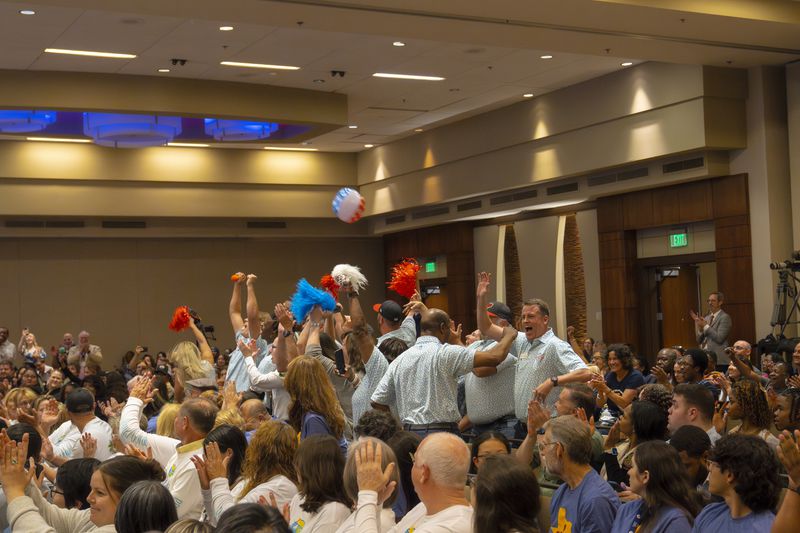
617, 167, 649, 181
5, 220, 44, 228
411, 206, 449, 220
587, 173, 617, 187
46, 220, 85, 228
490, 193, 515, 206
512, 190, 538, 201
546, 182, 579, 196
385, 214, 406, 225
663, 157, 704, 174
246, 221, 287, 229
456, 200, 482, 212
102, 220, 146, 229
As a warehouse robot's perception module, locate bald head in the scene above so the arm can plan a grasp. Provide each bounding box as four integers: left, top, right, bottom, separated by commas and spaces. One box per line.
240, 399, 268, 431
420, 309, 451, 342
415, 432, 470, 489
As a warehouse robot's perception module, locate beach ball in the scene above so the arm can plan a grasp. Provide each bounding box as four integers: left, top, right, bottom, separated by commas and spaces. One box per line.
332, 187, 365, 223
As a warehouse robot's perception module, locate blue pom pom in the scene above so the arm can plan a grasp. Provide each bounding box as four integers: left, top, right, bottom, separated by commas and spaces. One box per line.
290, 278, 336, 322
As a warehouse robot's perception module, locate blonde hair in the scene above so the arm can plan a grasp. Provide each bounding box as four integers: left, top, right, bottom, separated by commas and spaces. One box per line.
240, 420, 298, 498
285, 356, 345, 439
164, 519, 213, 533
5, 387, 38, 408
214, 408, 245, 429
168, 341, 208, 381
200, 390, 222, 409
156, 403, 181, 438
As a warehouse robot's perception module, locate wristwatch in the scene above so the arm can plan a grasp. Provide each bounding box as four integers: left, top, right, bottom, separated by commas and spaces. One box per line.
282, 330, 293, 338
551, 376, 559, 387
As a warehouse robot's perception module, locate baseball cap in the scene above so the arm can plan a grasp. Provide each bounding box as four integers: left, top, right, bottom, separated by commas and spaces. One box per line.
487, 301, 513, 324
186, 377, 218, 392
65, 388, 95, 414
372, 300, 403, 323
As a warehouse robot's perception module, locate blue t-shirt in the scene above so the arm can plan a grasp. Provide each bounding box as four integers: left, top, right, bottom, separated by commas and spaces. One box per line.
301, 411, 348, 455
612, 500, 692, 533
605, 370, 645, 415
692, 502, 774, 533
225, 331, 268, 393
550, 469, 620, 533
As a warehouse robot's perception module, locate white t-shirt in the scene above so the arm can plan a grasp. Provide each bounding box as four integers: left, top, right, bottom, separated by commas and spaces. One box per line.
288, 494, 351, 533
48, 417, 115, 461
335, 507, 395, 533
205, 475, 298, 525
355, 492, 473, 533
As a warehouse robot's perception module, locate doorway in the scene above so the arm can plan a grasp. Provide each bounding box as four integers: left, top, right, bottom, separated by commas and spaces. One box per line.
637, 253, 716, 359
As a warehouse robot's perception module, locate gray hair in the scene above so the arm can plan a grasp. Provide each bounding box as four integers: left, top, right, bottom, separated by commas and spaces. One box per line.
415, 432, 470, 489
344, 437, 399, 508
545, 415, 592, 465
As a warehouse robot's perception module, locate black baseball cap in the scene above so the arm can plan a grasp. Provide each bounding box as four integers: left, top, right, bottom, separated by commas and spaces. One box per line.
65, 388, 95, 414
487, 301, 513, 324
372, 300, 403, 323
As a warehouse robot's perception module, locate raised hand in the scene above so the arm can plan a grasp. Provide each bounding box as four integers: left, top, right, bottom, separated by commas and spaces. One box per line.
203, 441, 230, 481
778, 430, 800, 487
258, 492, 291, 523
246, 274, 258, 287
130, 376, 155, 404
221, 381, 240, 411
566, 325, 575, 339
238, 338, 258, 358
712, 401, 729, 435
402, 300, 427, 316
476, 272, 492, 300
190, 455, 211, 490
605, 420, 623, 450
0, 432, 36, 501
448, 321, 463, 346
789, 375, 800, 389
124, 444, 153, 462
526, 399, 550, 436
274, 303, 295, 332
309, 304, 323, 324
232, 272, 246, 285
80, 433, 97, 458
574, 407, 596, 434
355, 440, 396, 503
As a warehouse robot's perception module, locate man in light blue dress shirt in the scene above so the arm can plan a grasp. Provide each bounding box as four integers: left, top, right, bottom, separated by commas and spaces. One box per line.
476, 272, 591, 439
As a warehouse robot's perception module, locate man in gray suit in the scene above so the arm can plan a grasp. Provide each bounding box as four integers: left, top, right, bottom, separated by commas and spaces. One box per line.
691, 291, 732, 370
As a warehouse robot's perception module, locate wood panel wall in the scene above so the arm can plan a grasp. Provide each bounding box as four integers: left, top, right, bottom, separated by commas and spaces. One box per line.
597, 174, 755, 348
382, 222, 476, 333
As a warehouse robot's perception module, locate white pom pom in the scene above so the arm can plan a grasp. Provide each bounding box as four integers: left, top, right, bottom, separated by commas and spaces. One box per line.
332, 187, 365, 223
331, 264, 368, 292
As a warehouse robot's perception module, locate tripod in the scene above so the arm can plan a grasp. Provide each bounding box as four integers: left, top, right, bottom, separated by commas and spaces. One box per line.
770, 269, 800, 337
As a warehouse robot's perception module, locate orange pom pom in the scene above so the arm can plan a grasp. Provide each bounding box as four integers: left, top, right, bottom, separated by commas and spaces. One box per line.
387, 259, 421, 298
169, 306, 191, 332
320, 274, 340, 298
230, 273, 243, 282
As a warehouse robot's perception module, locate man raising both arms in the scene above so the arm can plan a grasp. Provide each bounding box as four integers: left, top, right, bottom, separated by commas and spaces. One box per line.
476, 272, 590, 439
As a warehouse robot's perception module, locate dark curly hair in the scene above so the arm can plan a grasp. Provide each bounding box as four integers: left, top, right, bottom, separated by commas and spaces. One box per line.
631, 400, 668, 444
354, 409, 401, 442
778, 388, 800, 430
709, 434, 781, 513
637, 384, 672, 416
731, 380, 771, 430
606, 344, 633, 371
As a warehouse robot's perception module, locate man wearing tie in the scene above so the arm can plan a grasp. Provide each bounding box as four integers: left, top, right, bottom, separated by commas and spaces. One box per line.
691, 292, 732, 371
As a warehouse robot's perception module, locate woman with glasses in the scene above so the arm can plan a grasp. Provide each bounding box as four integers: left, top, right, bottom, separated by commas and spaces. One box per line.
610, 440, 700, 532
469, 431, 511, 474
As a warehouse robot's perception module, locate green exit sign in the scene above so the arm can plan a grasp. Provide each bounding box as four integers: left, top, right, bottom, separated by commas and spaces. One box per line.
670, 232, 688, 248
425, 261, 436, 273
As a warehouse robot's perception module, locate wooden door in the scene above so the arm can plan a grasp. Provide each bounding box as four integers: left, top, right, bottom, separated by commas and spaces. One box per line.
659, 266, 699, 349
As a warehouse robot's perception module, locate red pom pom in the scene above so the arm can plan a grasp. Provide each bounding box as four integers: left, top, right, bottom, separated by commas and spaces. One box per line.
320, 274, 340, 299
387, 259, 421, 298
169, 306, 191, 332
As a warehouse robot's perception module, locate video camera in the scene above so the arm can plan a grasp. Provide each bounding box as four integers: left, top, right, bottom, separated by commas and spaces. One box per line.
769, 250, 800, 271
188, 307, 216, 341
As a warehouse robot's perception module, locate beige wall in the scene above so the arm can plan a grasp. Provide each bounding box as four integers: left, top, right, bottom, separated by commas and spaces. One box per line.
0, 237, 384, 367
636, 221, 716, 258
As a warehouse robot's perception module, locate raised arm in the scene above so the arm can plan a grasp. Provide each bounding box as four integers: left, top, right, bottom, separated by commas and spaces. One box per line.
189, 318, 215, 367
473, 326, 517, 368
351, 324, 376, 366
246, 274, 262, 339
345, 283, 367, 327
476, 272, 504, 341
128, 345, 146, 371
566, 326, 590, 364
229, 272, 246, 334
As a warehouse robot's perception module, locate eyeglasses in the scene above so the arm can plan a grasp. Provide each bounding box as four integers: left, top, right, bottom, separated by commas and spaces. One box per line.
537, 441, 560, 452
476, 450, 508, 460
408, 451, 416, 464
704, 459, 719, 470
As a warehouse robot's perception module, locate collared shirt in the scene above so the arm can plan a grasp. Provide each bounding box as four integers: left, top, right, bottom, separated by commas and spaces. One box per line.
225, 331, 268, 393
352, 346, 390, 426
166, 439, 205, 519
376, 315, 417, 348
464, 339, 517, 425
371, 336, 474, 425
510, 329, 586, 418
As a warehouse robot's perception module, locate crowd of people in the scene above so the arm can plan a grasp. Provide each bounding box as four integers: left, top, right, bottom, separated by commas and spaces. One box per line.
0, 271, 799, 532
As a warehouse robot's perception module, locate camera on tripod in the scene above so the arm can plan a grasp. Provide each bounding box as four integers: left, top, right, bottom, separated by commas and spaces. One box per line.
769, 250, 800, 271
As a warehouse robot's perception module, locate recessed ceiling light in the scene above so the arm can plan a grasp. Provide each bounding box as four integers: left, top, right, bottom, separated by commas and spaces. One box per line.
220, 61, 300, 70
373, 73, 445, 81
219, 26, 234, 31
393, 41, 406, 47
523, 93, 534, 98
27, 137, 91, 143
348, 125, 358, 129
540, 55, 553, 59
167, 142, 209, 147
19, 10, 36, 15
414, 128, 423, 132
364, 144, 374, 148
264, 146, 318, 152
44, 48, 136, 59
621, 62, 633, 67
158, 68, 170, 73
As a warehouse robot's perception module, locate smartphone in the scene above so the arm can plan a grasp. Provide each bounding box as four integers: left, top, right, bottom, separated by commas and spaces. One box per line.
334, 348, 346, 374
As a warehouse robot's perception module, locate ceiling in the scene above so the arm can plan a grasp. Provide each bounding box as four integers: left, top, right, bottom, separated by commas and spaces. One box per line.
0, 0, 798, 152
